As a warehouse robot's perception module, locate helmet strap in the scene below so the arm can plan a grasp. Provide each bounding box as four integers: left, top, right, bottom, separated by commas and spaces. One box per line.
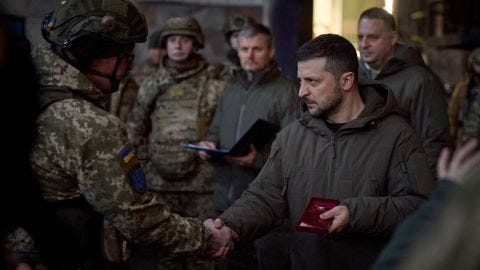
87, 54, 123, 93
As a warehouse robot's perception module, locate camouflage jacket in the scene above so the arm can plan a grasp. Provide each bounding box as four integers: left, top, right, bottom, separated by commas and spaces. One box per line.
127, 55, 225, 192
448, 75, 480, 146
109, 76, 140, 122
30, 46, 210, 253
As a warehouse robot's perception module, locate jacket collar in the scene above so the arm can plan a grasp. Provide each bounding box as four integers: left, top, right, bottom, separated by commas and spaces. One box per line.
299, 80, 402, 135
32, 45, 106, 108
359, 43, 426, 80
161, 53, 208, 81
234, 60, 281, 89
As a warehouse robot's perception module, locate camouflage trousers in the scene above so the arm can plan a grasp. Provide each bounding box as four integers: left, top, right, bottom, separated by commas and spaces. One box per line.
128, 192, 215, 270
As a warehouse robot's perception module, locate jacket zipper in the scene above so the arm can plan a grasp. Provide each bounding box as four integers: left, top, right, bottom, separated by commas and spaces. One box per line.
325, 133, 337, 198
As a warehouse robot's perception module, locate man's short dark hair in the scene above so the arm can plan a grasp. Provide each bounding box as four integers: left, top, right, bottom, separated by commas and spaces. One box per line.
239, 23, 273, 48
359, 7, 396, 31
296, 34, 358, 81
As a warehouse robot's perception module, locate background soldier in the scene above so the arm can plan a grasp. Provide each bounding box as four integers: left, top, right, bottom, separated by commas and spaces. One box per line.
448, 47, 480, 147
29, 1, 227, 269
127, 16, 226, 270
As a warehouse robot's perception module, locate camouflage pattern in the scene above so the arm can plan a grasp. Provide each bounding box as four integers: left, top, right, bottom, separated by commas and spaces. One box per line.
159, 16, 205, 48
461, 95, 480, 143
109, 76, 140, 122
29, 45, 212, 254
127, 55, 225, 193
42, 0, 147, 47
5, 228, 36, 252
130, 57, 160, 87
223, 14, 257, 39
448, 75, 480, 147
127, 55, 223, 270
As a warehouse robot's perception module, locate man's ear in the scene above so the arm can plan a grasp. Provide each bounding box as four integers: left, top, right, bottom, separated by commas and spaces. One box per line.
269, 46, 276, 58
339, 72, 354, 91
390, 31, 398, 46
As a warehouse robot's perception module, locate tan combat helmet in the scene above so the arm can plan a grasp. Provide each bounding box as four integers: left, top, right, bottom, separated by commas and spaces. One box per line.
159, 16, 204, 49
41, 0, 147, 70
223, 14, 257, 41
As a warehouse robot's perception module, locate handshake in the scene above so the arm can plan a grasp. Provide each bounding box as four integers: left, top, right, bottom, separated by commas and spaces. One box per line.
203, 218, 239, 258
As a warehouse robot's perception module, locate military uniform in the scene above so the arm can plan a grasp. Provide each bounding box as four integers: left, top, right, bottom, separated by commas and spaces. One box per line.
128, 55, 225, 214
448, 47, 480, 147
127, 16, 226, 270
31, 45, 211, 267
110, 76, 140, 122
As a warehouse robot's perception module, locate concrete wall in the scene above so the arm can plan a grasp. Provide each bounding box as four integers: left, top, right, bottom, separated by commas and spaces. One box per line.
1, 0, 264, 65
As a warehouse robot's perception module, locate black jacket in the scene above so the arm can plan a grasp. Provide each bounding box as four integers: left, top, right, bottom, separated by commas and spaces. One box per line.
359, 43, 451, 174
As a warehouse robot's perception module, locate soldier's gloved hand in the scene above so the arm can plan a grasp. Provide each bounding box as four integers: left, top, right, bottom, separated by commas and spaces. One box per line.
198, 141, 216, 160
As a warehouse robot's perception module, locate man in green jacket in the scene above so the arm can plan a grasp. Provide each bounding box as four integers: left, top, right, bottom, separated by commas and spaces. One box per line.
198, 23, 299, 270
204, 34, 434, 270
357, 7, 450, 175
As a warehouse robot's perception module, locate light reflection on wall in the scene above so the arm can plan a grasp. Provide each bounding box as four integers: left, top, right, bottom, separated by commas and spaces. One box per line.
312, 0, 343, 37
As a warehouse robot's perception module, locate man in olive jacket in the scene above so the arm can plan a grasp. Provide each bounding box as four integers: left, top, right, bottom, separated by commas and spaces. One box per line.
199, 24, 298, 270
357, 7, 450, 174
204, 34, 434, 270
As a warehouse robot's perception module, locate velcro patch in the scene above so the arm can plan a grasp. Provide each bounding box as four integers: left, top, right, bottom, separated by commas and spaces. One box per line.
47, 16, 56, 28
119, 146, 135, 164
129, 165, 146, 193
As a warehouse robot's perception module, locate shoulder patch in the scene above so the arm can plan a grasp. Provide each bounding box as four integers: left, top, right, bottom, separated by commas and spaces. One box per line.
119, 146, 136, 164
129, 165, 146, 193
118, 145, 146, 193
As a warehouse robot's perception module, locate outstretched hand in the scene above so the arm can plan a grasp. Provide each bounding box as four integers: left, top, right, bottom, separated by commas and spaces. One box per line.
203, 218, 239, 258
438, 138, 480, 183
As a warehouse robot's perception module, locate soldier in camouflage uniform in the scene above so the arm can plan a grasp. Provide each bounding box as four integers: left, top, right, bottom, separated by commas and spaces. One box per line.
29, 1, 227, 269
448, 47, 480, 147
109, 77, 140, 122
127, 16, 226, 270
110, 29, 165, 123
130, 28, 165, 86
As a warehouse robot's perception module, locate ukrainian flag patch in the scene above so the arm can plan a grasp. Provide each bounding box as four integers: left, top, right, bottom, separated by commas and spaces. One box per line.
47, 17, 56, 28
119, 146, 135, 164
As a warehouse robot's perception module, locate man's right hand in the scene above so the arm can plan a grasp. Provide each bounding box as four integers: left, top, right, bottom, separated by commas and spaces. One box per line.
437, 138, 480, 183
203, 218, 239, 258
198, 141, 216, 160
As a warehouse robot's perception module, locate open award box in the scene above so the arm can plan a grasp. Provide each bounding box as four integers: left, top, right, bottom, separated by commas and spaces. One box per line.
295, 197, 340, 234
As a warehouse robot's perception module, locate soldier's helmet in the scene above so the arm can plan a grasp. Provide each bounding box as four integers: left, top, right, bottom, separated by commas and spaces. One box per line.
148, 29, 163, 49
159, 16, 204, 49
223, 14, 257, 40
41, 0, 147, 70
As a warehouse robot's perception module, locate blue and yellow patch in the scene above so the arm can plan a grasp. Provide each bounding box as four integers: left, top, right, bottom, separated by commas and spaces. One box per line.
129, 165, 146, 193
119, 146, 135, 164
47, 17, 56, 28
118, 145, 146, 193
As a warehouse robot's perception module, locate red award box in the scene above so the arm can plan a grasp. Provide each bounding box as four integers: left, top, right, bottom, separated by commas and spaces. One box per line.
295, 197, 340, 234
